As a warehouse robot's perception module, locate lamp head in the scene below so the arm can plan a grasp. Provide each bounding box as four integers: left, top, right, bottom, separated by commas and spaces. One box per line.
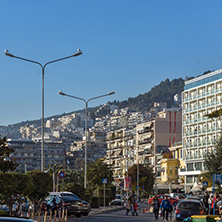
73, 49, 83, 57
4, 50, 15, 57
58, 90, 66, 96
108, 92, 115, 95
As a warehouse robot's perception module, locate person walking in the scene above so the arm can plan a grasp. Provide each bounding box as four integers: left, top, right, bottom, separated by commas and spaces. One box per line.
133, 201, 138, 216
203, 191, 209, 214
160, 195, 172, 221
152, 195, 160, 220
125, 200, 131, 216
128, 191, 135, 216
209, 194, 214, 215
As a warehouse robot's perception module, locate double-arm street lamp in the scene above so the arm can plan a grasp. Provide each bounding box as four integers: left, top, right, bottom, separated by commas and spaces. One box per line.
58, 90, 115, 189
5, 50, 83, 171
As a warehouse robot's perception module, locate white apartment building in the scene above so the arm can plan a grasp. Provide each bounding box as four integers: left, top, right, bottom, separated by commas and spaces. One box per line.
182, 69, 222, 191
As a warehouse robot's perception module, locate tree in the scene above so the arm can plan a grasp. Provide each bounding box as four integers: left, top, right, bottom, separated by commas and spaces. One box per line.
63, 169, 85, 199
205, 108, 222, 119
128, 164, 154, 195
0, 172, 31, 215
26, 170, 52, 210
205, 136, 222, 173
0, 137, 18, 172
87, 158, 113, 189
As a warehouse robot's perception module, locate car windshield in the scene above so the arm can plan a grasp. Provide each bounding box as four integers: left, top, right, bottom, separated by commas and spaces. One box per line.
179, 202, 201, 210
61, 193, 81, 200
63, 196, 80, 202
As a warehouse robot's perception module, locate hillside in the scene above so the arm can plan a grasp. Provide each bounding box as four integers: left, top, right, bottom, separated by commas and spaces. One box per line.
114, 78, 184, 111
9, 78, 184, 128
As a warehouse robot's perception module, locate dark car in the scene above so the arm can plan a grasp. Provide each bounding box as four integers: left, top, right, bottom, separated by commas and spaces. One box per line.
46, 193, 83, 218
62, 196, 83, 217
173, 199, 205, 221
59, 192, 91, 216
0, 217, 34, 222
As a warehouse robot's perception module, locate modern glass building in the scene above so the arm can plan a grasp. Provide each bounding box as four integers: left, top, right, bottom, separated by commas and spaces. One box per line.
181, 69, 222, 191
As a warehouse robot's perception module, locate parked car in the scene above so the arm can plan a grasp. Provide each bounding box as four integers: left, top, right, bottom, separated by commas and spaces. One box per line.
48, 191, 91, 217
46, 193, 83, 218
148, 195, 178, 207
110, 199, 122, 206
173, 199, 205, 221
59, 192, 91, 216
0, 217, 34, 222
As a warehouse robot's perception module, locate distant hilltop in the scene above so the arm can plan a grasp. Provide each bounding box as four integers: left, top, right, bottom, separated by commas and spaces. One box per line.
6, 77, 185, 129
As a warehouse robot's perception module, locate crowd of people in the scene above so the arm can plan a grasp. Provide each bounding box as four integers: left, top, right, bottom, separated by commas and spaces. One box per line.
125, 191, 139, 216
202, 191, 222, 215
152, 195, 173, 221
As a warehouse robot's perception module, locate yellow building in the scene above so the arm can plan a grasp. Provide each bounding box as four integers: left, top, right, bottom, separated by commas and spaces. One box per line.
160, 143, 185, 185
161, 157, 179, 184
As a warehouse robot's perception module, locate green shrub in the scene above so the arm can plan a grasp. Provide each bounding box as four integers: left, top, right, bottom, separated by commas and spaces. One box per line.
91, 197, 100, 208
99, 197, 110, 206
0, 210, 9, 216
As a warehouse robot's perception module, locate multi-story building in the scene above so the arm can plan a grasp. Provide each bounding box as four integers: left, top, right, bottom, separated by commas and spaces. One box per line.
0, 126, 21, 139
136, 108, 182, 173
8, 139, 65, 171
182, 69, 222, 191
106, 128, 135, 180
67, 130, 107, 169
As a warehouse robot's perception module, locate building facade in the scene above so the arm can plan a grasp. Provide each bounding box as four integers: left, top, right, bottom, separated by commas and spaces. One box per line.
8, 139, 65, 172
182, 69, 222, 191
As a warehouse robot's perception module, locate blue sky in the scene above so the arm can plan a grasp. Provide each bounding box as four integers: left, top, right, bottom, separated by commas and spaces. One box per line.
1, 0, 222, 125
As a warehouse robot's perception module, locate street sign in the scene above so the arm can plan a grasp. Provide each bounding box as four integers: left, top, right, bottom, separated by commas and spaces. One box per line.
203, 181, 208, 187
58, 171, 65, 179
102, 178, 107, 184
214, 174, 222, 184
119, 182, 124, 187
136, 186, 139, 189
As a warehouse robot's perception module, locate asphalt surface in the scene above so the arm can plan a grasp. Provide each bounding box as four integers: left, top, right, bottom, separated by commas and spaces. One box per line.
67, 209, 155, 221
66, 203, 174, 222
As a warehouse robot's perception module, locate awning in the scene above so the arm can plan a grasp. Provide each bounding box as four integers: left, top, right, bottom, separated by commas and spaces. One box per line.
190, 182, 203, 193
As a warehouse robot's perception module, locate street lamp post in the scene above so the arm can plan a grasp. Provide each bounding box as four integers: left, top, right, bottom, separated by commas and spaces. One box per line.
5, 50, 83, 171
59, 90, 115, 189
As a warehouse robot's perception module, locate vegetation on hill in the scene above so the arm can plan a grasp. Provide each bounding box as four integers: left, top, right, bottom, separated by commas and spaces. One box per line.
8, 78, 184, 128
114, 78, 184, 111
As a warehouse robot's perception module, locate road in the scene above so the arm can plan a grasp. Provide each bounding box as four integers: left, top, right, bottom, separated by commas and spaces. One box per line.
67, 204, 174, 222
68, 210, 155, 222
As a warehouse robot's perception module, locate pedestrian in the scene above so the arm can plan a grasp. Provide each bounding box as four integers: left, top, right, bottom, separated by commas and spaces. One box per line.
209, 194, 214, 215
133, 201, 138, 216
203, 191, 209, 214
125, 200, 131, 216
215, 196, 221, 215
152, 195, 160, 220
128, 191, 135, 216
160, 195, 172, 221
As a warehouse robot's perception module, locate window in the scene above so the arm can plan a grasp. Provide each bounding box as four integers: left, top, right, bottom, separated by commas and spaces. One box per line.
180, 150, 182, 158
186, 176, 192, 183
195, 162, 202, 170
187, 163, 193, 170
170, 167, 173, 175
175, 167, 178, 175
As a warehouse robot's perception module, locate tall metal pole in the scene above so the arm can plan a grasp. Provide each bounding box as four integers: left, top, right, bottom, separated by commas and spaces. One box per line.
5, 50, 82, 171
136, 130, 139, 200
84, 102, 88, 189
58, 91, 115, 189
41, 67, 45, 171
